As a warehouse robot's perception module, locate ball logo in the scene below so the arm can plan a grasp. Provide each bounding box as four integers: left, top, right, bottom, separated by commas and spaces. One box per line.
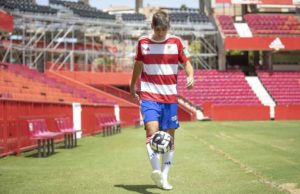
150, 131, 172, 154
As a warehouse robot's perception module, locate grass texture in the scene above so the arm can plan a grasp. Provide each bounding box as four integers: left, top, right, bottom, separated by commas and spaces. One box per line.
0, 121, 300, 194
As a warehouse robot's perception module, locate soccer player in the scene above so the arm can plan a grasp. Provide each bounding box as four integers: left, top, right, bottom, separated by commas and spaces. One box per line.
130, 10, 194, 190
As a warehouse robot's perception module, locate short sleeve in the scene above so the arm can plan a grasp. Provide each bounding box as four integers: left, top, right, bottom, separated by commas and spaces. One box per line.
178, 38, 192, 64
135, 40, 143, 61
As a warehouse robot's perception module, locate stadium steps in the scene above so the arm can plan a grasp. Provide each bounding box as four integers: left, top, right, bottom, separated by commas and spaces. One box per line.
245, 76, 276, 119
178, 96, 205, 121
234, 23, 253, 37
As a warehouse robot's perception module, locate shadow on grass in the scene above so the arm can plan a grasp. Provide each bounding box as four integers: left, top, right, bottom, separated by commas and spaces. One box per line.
56, 145, 82, 149
114, 184, 159, 194
24, 151, 59, 158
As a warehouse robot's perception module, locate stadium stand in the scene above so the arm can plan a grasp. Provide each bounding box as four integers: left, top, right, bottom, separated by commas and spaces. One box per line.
49, 0, 115, 20
217, 15, 238, 36
169, 12, 210, 23
257, 71, 300, 104
121, 13, 146, 21
244, 14, 300, 36
177, 70, 261, 107
0, 64, 88, 103
0, 40, 115, 60
0, 63, 120, 104
1, 0, 57, 15
217, 14, 300, 37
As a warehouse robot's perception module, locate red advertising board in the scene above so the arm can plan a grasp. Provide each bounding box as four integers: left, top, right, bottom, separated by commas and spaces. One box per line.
224, 36, 300, 50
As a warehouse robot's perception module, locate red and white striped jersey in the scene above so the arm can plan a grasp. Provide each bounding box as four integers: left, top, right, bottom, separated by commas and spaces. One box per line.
135, 34, 191, 103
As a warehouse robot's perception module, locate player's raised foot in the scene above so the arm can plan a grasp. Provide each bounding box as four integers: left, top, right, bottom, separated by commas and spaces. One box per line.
151, 170, 163, 188
162, 180, 173, 190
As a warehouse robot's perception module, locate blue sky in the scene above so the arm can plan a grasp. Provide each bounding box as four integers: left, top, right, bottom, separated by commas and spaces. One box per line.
36, 0, 200, 9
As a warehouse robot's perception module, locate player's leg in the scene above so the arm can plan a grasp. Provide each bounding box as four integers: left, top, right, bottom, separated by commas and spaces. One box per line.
145, 121, 160, 171
145, 121, 163, 188
159, 102, 178, 190
141, 100, 163, 188
161, 129, 175, 190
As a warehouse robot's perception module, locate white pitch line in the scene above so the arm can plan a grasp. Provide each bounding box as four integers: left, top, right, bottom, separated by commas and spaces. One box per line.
183, 128, 290, 194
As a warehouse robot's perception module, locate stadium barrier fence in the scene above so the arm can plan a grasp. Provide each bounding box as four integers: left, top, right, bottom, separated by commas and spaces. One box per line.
0, 99, 138, 157
205, 104, 270, 121
275, 105, 300, 120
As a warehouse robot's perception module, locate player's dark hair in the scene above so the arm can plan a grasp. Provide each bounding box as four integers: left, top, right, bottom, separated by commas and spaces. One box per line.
152, 11, 170, 29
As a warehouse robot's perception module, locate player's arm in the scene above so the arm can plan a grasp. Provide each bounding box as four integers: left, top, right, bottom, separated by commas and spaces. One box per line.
183, 60, 194, 89
130, 60, 143, 100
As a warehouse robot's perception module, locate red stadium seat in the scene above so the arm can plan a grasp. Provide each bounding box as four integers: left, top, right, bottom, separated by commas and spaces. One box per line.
27, 119, 62, 157
95, 113, 121, 136
244, 14, 300, 36
257, 71, 300, 105
178, 70, 261, 107
55, 117, 82, 148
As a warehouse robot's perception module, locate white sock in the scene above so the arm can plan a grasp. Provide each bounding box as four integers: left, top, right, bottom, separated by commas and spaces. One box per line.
162, 150, 175, 181
146, 143, 161, 171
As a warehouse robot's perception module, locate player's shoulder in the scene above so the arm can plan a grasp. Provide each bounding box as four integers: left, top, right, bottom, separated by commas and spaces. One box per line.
168, 35, 184, 44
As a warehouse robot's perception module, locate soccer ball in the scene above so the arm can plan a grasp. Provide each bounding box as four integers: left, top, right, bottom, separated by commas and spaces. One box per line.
150, 131, 173, 154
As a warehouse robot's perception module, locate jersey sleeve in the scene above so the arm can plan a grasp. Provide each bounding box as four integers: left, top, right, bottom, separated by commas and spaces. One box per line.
178, 38, 192, 64
135, 40, 143, 61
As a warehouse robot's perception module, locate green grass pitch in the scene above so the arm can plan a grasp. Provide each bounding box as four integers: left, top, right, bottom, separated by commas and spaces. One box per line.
0, 121, 300, 194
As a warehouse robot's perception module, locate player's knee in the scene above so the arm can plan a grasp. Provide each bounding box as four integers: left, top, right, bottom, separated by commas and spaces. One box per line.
145, 130, 158, 144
